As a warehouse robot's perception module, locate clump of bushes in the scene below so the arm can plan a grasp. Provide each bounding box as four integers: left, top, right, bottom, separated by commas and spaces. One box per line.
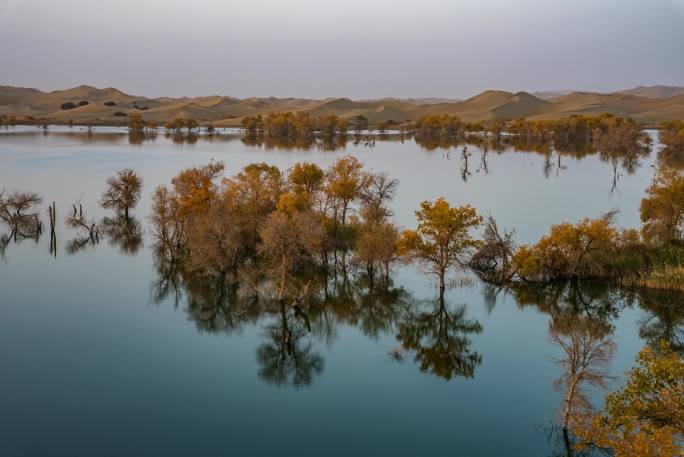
104, 101, 116, 107
113, 111, 128, 117
60, 101, 89, 110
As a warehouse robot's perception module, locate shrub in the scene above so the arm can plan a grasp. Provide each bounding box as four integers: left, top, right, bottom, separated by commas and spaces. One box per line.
113, 111, 128, 117
77, 100, 89, 106
104, 101, 116, 107
60, 102, 77, 110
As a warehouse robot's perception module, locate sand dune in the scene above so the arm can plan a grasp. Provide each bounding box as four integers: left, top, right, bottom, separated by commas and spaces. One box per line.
617, 85, 684, 99
1, 84, 683, 126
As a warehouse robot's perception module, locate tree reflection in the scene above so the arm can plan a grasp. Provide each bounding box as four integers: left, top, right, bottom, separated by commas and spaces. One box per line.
633, 288, 684, 353
396, 295, 482, 380
257, 300, 324, 388
100, 215, 143, 255
0, 191, 43, 257
548, 314, 615, 456
510, 280, 625, 325
150, 244, 183, 307
65, 203, 100, 254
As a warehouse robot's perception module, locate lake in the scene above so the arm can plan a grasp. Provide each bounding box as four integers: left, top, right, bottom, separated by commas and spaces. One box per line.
0, 126, 679, 457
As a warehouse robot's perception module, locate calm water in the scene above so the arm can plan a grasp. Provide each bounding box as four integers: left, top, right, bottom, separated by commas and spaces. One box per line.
0, 127, 679, 456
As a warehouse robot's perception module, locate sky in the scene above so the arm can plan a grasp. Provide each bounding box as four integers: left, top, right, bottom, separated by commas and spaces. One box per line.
1, 0, 684, 99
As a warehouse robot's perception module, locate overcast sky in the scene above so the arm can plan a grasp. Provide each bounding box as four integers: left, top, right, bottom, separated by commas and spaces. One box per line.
1, 0, 684, 99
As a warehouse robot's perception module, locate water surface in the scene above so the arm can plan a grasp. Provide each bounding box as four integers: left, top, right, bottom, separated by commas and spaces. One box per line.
0, 127, 678, 457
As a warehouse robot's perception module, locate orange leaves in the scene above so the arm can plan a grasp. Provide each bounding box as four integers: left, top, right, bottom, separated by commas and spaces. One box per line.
400, 197, 482, 281
171, 162, 225, 218
513, 212, 619, 281
574, 342, 683, 457
640, 166, 684, 245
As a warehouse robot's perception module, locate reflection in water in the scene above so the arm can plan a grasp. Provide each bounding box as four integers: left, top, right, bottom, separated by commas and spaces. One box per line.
241, 133, 348, 151
633, 288, 684, 353
257, 300, 324, 388
165, 131, 199, 145
100, 215, 144, 255
511, 281, 625, 326
149, 234, 414, 386
128, 129, 158, 145
65, 203, 100, 255
395, 295, 482, 380
548, 314, 615, 456
0, 191, 43, 257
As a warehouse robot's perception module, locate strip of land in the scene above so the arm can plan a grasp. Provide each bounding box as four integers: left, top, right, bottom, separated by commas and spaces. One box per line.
2, 84, 684, 127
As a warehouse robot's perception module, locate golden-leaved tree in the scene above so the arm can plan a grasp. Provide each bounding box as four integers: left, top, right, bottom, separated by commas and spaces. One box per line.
575, 342, 683, 457
640, 166, 684, 245
399, 197, 481, 295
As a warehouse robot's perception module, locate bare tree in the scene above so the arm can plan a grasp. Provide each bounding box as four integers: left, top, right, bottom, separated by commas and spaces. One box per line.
100, 169, 143, 220
470, 216, 516, 284
65, 203, 99, 254
0, 190, 43, 241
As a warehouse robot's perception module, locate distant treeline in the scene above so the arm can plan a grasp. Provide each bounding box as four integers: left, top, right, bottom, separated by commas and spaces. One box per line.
241, 112, 349, 139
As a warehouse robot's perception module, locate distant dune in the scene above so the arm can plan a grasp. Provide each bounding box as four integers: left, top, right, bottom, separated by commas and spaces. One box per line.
616, 85, 684, 99
1, 84, 683, 126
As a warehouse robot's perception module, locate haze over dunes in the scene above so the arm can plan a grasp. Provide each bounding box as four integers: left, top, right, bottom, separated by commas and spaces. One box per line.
2, 84, 684, 127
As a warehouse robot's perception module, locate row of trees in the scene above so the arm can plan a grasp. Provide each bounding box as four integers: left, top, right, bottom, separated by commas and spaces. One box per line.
412, 115, 504, 138
0, 114, 17, 126
164, 117, 199, 132
508, 113, 652, 153
241, 112, 349, 139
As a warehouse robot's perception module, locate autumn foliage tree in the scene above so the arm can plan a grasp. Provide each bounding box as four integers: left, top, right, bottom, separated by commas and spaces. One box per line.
399, 198, 482, 295
512, 211, 620, 281
640, 166, 684, 245
259, 209, 324, 303
170, 162, 225, 219
659, 120, 684, 152
128, 113, 146, 132
575, 342, 683, 457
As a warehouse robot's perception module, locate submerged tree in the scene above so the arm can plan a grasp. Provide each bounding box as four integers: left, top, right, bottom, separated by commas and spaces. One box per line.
258, 209, 323, 304
0, 191, 43, 240
513, 211, 620, 282
470, 216, 516, 284
100, 168, 143, 220
399, 198, 481, 296
65, 203, 100, 254
171, 162, 225, 219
